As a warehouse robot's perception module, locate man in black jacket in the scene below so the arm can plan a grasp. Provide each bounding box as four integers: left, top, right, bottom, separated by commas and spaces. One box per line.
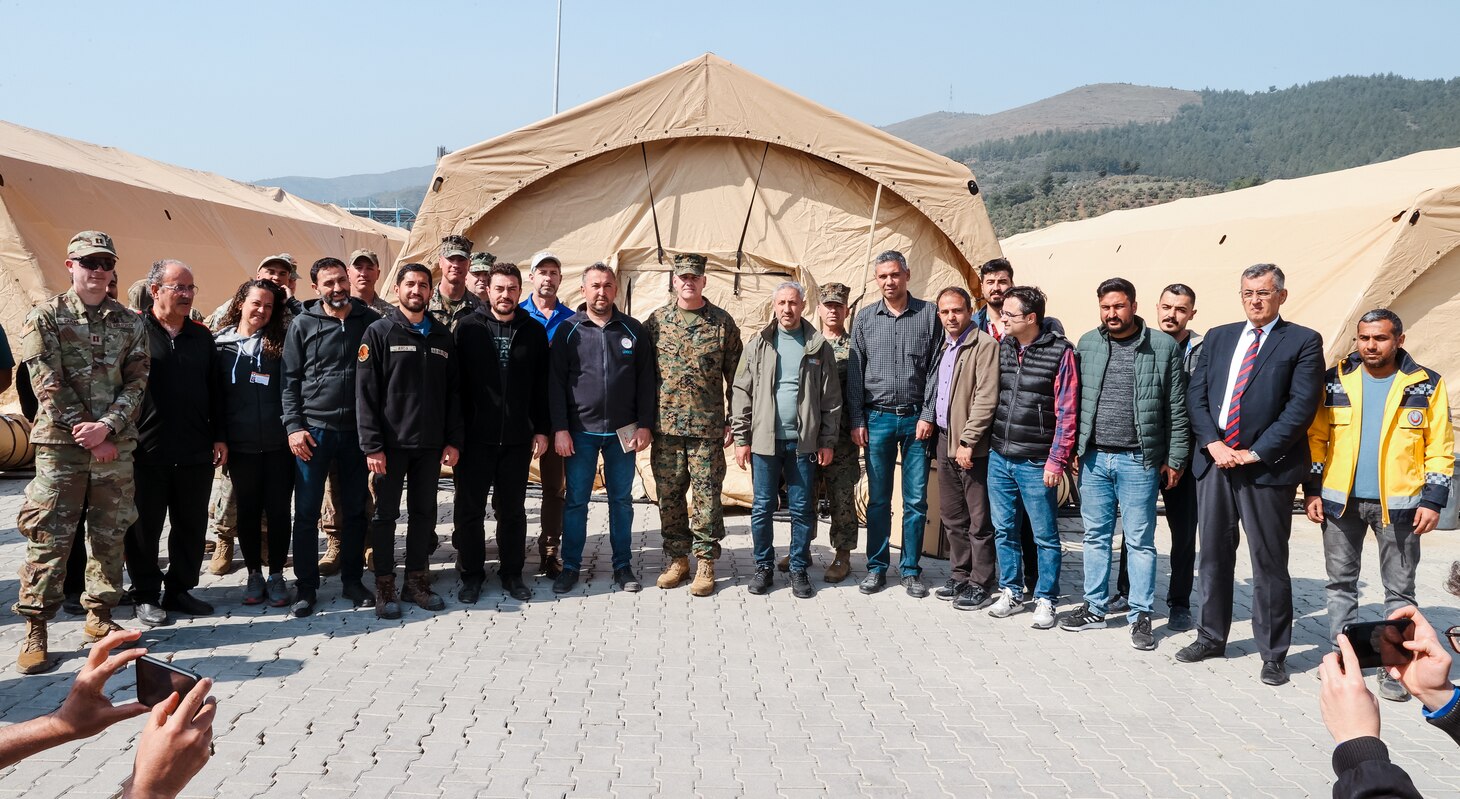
357, 263, 463, 618
282, 258, 379, 617
125, 259, 226, 627
453, 262, 549, 603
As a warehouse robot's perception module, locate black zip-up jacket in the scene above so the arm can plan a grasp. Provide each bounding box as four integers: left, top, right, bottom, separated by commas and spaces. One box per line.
281, 298, 376, 433
213, 327, 287, 454
454, 307, 550, 446
355, 309, 463, 453
135, 314, 222, 466
549, 308, 656, 434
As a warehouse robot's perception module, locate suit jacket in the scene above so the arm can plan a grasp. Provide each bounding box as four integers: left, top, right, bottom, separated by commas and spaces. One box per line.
1187, 317, 1324, 486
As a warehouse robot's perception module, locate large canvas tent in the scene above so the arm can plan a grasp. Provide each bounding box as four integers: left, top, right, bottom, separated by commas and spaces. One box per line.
0, 119, 406, 383
1000, 147, 1460, 407
396, 53, 1003, 505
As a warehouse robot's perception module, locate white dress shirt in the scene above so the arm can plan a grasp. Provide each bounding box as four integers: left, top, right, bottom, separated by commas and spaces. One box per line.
1217, 317, 1280, 446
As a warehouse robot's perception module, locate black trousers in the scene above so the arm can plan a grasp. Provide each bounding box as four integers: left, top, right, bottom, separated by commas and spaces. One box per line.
936, 432, 996, 588
369, 448, 443, 575
1195, 465, 1296, 662
1115, 467, 1199, 608
230, 449, 295, 573
124, 463, 214, 602
452, 443, 533, 579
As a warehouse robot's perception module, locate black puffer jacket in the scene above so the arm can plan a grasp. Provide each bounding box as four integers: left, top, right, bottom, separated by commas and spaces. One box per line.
991, 328, 1072, 459
454, 307, 549, 446
213, 327, 287, 454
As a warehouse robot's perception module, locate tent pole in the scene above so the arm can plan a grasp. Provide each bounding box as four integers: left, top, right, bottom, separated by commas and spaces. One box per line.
854, 184, 883, 311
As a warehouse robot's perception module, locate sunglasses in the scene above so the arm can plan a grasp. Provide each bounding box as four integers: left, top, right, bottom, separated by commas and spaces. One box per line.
75, 256, 117, 272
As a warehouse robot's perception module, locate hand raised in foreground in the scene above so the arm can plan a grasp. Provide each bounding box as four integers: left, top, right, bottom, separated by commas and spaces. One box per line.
124, 676, 216, 799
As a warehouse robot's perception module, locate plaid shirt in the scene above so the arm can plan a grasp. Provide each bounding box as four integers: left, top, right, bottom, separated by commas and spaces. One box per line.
1037, 345, 1080, 474
847, 295, 941, 427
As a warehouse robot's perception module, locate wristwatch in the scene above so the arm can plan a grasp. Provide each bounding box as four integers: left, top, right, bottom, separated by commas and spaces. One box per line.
1248, 450, 1262, 464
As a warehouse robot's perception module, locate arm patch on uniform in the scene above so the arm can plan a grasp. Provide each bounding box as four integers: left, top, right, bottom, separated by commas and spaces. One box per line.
358, 344, 370, 362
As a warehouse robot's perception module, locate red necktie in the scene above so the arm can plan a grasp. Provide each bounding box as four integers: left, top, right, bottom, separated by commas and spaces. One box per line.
1223, 328, 1262, 447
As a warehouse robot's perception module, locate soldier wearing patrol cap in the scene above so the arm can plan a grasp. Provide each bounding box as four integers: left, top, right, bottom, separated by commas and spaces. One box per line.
349, 249, 395, 317
428, 234, 483, 332
468, 252, 498, 305
809, 282, 861, 582
645, 253, 743, 597
14, 230, 149, 674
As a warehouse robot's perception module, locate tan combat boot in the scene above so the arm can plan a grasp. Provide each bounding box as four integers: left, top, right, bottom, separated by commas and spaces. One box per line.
83, 608, 126, 642
824, 549, 853, 583
208, 535, 236, 576
403, 570, 445, 611
17, 619, 51, 675
689, 559, 716, 597
318, 534, 343, 577
656, 557, 691, 589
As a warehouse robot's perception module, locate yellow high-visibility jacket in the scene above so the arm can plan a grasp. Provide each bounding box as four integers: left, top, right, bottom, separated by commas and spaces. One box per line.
1305, 350, 1454, 525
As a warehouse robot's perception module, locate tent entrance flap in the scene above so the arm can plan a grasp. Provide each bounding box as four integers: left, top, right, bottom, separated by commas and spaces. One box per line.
615, 247, 799, 324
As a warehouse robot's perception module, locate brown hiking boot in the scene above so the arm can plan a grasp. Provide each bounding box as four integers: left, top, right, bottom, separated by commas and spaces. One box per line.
656, 557, 691, 589
318, 534, 342, 577
208, 536, 236, 576
540, 545, 562, 578
777, 554, 790, 573
375, 574, 402, 620
689, 559, 716, 597
824, 549, 853, 583
17, 619, 52, 675
403, 570, 444, 611
83, 609, 126, 642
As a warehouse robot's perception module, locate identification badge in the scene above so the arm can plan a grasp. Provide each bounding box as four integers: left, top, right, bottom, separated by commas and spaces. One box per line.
249, 371, 271, 386
430, 347, 449, 358
390, 345, 416, 353
620, 336, 633, 349
90, 334, 102, 346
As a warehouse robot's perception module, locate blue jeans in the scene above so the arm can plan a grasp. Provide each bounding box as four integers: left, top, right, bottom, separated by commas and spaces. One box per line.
1078, 450, 1159, 620
988, 451, 1062, 600
562, 431, 636, 572
293, 426, 368, 591
863, 410, 931, 576
750, 440, 817, 571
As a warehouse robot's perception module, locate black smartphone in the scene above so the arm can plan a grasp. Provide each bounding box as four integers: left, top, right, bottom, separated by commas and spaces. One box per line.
136, 655, 201, 708
1342, 619, 1414, 670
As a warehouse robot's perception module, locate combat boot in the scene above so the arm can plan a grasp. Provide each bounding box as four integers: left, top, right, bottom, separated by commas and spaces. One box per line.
824, 549, 853, 583
374, 574, 402, 620
403, 570, 445, 611
656, 557, 691, 589
17, 619, 52, 675
208, 536, 236, 576
541, 546, 562, 578
689, 559, 716, 597
83, 608, 126, 642
317, 534, 342, 577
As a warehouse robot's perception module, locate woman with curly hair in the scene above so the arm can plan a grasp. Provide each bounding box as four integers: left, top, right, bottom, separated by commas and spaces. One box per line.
214, 279, 293, 606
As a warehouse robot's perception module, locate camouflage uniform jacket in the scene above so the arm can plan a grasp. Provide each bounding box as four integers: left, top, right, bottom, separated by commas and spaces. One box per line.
365, 295, 396, 317
427, 286, 482, 332
644, 301, 743, 438
21, 288, 149, 446
827, 332, 853, 435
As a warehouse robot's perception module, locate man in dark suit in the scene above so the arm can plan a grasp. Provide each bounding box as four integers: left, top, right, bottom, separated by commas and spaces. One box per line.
1175, 263, 1324, 686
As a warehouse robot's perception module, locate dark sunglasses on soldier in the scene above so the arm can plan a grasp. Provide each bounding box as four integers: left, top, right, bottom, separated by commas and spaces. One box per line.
75, 256, 117, 272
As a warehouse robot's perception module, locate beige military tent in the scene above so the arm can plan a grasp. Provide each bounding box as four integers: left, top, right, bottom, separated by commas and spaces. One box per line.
0, 119, 406, 369
397, 53, 1003, 505
1000, 147, 1460, 406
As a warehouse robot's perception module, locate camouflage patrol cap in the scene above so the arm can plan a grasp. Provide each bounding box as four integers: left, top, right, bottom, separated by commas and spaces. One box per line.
349, 249, 380, 268
820, 283, 851, 306
257, 253, 301, 280
469, 252, 498, 273
68, 230, 118, 259
672, 253, 707, 277
441, 235, 473, 259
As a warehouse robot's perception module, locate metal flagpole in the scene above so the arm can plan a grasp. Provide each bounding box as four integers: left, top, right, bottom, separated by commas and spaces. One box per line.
553, 0, 563, 114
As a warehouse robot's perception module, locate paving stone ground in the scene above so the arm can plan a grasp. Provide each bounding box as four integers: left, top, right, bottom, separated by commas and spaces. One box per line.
0, 472, 1457, 798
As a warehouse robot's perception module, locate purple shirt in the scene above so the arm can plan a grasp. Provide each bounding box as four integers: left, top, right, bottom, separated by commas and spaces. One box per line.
934, 327, 970, 429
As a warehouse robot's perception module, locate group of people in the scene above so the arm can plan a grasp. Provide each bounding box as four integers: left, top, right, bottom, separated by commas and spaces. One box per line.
5, 232, 1456, 711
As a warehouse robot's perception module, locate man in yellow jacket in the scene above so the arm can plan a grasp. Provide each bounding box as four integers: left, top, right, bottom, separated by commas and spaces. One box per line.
1305, 308, 1454, 702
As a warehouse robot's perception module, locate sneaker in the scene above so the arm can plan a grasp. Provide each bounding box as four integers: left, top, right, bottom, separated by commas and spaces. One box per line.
291, 588, 317, 618
265, 574, 290, 607
242, 572, 265, 606
987, 587, 1024, 618
748, 565, 774, 595
1031, 598, 1057, 629
858, 571, 887, 595
612, 567, 642, 593
552, 569, 580, 595
901, 576, 930, 599
1376, 669, 1411, 702
1131, 612, 1156, 650
952, 584, 993, 611
934, 578, 964, 601
1107, 593, 1129, 613
1167, 605, 1194, 632
1058, 602, 1107, 632
790, 570, 815, 599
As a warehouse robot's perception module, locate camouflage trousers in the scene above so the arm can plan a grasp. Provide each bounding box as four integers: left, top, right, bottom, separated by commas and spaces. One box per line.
651, 434, 726, 560
815, 433, 860, 551
14, 444, 135, 619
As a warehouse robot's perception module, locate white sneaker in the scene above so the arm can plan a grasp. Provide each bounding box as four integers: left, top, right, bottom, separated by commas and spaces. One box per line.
1031, 598, 1057, 629
987, 587, 1024, 618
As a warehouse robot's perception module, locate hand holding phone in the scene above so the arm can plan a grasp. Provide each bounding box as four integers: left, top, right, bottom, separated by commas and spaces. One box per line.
1340, 619, 1414, 671
136, 655, 202, 708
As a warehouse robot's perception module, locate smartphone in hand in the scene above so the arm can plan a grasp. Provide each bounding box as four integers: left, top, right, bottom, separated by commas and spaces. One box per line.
1341, 619, 1414, 671
136, 655, 201, 707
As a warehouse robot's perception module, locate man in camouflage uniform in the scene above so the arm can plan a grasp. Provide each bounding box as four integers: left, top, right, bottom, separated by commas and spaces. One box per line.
814, 283, 860, 582
468, 251, 497, 305
14, 231, 149, 674
349, 248, 396, 316
646, 253, 743, 597
428, 235, 483, 332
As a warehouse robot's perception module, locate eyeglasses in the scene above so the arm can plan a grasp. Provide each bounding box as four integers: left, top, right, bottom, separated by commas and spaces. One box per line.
158, 284, 199, 294
1447, 625, 1460, 654
998, 309, 1029, 320
1240, 289, 1278, 300
75, 256, 117, 272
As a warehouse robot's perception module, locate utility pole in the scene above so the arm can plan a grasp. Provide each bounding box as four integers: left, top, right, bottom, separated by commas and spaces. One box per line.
553, 0, 563, 114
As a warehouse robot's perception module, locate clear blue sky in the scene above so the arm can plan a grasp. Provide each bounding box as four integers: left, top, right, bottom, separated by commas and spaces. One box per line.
3, 0, 1456, 181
